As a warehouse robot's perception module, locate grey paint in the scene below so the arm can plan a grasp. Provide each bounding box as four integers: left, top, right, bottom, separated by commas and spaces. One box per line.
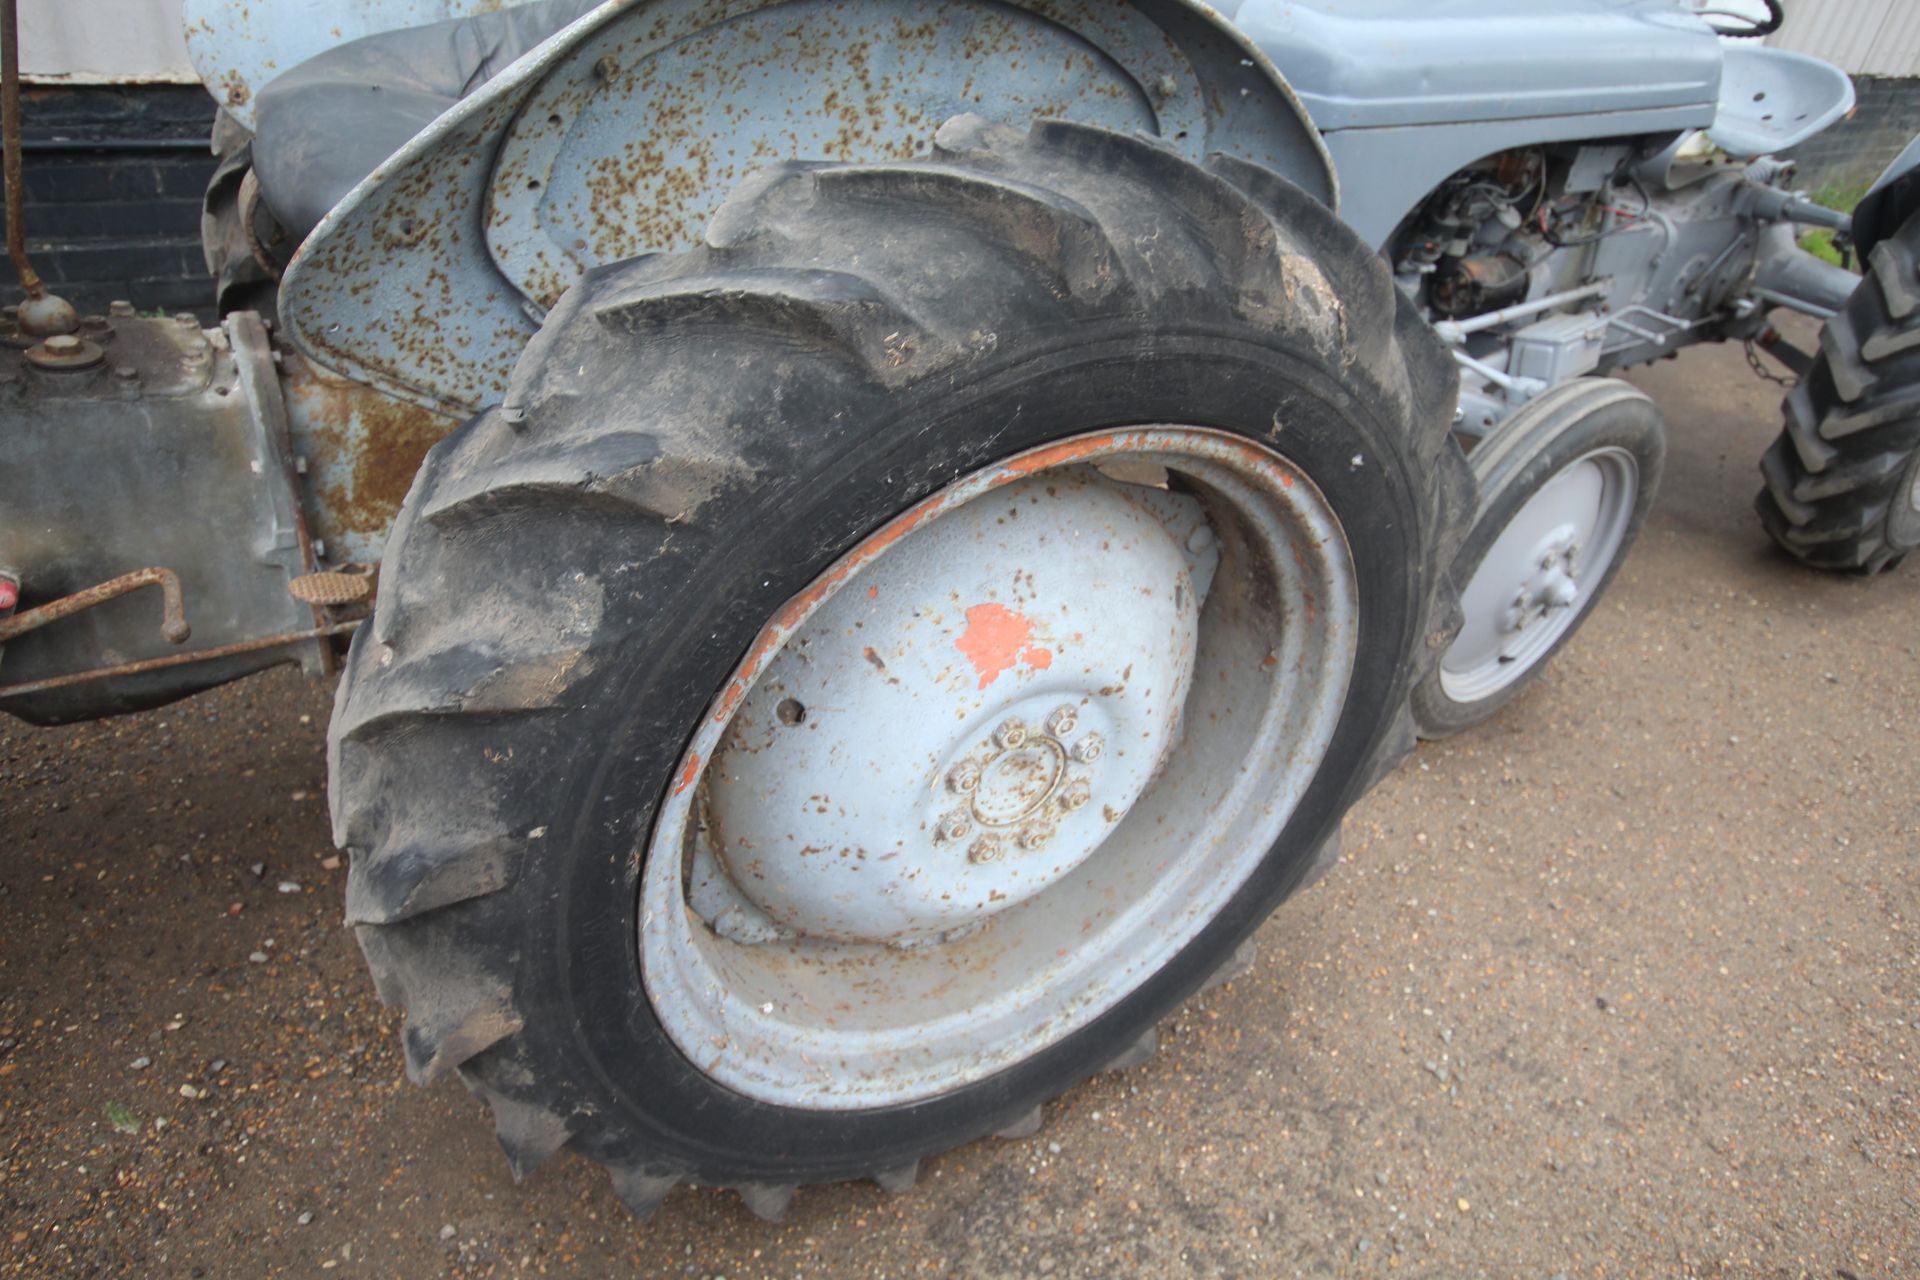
1225, 0, 1722, 132
1704, 44, 1855, 158
1313, 106, 1715, 251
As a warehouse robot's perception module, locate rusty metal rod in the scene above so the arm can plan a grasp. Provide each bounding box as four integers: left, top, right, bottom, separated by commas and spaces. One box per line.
0, 620, 362, 700
0, 566, 191, 645
0, 0, 44, 300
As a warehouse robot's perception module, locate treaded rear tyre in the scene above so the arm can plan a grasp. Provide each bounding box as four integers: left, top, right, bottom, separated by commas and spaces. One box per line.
1757, 206, 1920, 573
200, 111, 289, 321
327, 117, 1471, 1221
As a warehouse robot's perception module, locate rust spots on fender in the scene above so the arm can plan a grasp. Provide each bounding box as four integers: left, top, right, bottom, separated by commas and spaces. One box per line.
956, 603, 1051, 690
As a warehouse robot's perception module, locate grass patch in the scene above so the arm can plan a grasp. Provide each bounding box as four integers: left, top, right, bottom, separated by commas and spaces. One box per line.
1798, 182, 1869, 271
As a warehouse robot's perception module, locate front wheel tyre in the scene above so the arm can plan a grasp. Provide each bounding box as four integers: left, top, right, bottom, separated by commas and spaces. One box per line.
328, 117, 1471, 1221
1413, 378, 1665, 739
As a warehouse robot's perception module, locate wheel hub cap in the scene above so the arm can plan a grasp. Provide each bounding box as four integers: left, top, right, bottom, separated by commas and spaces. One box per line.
1441, 446, 1638, 703
1499, 525, 1582, 640
704, 470, 1207, 944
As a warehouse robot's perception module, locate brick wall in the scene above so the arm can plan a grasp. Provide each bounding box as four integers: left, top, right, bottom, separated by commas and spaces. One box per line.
1, 85, 219, 321
1782, 75, 1920, 195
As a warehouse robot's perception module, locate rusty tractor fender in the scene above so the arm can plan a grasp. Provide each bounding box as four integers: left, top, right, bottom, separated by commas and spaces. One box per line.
277, 0, 1337, 417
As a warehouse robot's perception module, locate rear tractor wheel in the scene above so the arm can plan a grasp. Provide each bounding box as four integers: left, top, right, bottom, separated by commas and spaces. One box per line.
1758, 204, 1920, 573
328, 117, 1470, 1220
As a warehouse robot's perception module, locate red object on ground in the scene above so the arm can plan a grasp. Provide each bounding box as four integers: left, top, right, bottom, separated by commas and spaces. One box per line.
0, 578, 17, 611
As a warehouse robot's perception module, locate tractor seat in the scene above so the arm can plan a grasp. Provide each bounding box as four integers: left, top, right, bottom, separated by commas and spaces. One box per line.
251, 0, 597, 241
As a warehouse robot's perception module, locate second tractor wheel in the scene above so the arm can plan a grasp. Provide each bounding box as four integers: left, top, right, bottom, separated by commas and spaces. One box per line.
1414, 377, 1666, 739
1758, 204, 1920, 574
328, 117, 1470, 1220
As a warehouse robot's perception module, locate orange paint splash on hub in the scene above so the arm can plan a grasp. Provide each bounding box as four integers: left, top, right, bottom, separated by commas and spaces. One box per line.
956, 603, 1052, 689
674, 752, 702, 796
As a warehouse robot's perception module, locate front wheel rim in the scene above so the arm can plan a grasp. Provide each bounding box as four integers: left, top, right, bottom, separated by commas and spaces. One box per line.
1440, 446, 1639, 704
638, 428, 1358, 1109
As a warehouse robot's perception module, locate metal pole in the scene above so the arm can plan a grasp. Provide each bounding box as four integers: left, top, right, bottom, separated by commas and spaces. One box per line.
1, 0, 45, 301
0, 621, 364, 700
1431, 280, 1612, 345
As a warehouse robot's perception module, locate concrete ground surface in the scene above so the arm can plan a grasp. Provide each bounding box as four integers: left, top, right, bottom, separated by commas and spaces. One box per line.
1, 327, 1915, 1279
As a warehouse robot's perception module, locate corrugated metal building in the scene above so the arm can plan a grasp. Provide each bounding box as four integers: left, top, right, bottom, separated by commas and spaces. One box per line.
1768, 0, 1920, 191
1770, 0, 1920, 78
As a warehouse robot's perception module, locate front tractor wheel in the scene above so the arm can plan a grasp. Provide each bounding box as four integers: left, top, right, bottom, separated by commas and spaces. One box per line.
1413, 378, 1666, 739
328, 117, 1470, 1220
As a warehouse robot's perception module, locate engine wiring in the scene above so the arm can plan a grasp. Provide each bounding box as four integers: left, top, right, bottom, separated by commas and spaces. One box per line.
1537, 171, 1652, 248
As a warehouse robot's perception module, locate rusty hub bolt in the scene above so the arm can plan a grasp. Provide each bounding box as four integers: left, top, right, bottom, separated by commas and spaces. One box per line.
26, 332, 105, 371
967, 835, 1004, 865
994, 719, 1028, 750
1060, 780, 1092, 811
937, 811, 973, 843
1071, 733, 1104, 764
947, 763, 980, 794
1045, 705, 1078, 739
1018, 822, 1055, 852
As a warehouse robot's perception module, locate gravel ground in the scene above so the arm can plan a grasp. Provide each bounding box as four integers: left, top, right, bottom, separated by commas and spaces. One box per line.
2, 328, 1916, 1278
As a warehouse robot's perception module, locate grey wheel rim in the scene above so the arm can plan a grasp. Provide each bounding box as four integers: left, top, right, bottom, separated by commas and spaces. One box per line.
1441, 446, 1639, 705
638, 428, 1358, 1109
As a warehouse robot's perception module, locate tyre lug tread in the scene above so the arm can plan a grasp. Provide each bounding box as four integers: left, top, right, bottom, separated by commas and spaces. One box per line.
608, 1166, 682, 1223
995, 1106, 1045, 1141
734, 1183, 797, 1223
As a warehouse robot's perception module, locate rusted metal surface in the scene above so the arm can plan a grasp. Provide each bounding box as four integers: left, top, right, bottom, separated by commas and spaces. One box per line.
181, 0, 548, 129
0, 621, 361, 701
0, 567, 192, 647
0, 312, 321, 723
2, 0, 44, 302
227, 311, 339, 673
23, 333, 103, 370
286, 570, 375, 606
640, 427, 1359, 1109
279, 0, 1335, 414
279, 350, 462, 566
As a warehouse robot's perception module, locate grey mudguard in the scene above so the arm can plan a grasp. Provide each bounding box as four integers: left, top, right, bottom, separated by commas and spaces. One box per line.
1225, 0, 1724, 247
278, 0, 1337, 414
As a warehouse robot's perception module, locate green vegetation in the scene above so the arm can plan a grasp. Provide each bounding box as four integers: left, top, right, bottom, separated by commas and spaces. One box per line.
1798, 182, 1869, 271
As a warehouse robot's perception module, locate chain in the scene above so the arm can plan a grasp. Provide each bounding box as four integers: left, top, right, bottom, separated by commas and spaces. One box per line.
1744, 339, 1797, 388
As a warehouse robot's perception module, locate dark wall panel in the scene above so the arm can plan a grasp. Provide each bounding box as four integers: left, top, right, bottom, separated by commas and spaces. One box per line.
0, 85, 220, 321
